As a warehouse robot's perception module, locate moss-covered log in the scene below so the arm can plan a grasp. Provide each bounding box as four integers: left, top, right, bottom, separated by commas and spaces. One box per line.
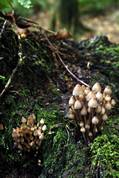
0, 17, 119, 178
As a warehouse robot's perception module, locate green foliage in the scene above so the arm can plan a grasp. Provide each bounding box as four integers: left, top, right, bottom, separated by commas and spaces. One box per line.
0, 0, 13, 12
0, 0, 31, 13
17, 0, 31, 9
90, 125, 119, 178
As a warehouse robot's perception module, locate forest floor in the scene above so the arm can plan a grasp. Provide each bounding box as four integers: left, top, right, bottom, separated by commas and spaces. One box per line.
32, 9, 119, 43
81, 10, 119, 43
0, 8, 119, 178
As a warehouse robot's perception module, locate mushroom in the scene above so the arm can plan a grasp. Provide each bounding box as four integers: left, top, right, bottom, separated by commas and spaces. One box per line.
69, 96, 75, 106
101, 107, 106, 114
85, 124, 90, 129
86, 91, 96, 101
80, 106, 87, 115
80, 127, 86, 133
89, 132, 93, 137
96, 105, 102, 113
92, 83, 101, 93
67, 112, 75, 119
92, 116, 99, 125
84, 87, 90, 95
96, 92, 103, 101
104, 95, 111, 102
42, 125, 47, 131
67, 83, 115, 143
72, 84, 81, 96
111, 99, 116, 106
40, 118, 45, 125
74, 100, 82, 109
105, 102, 112, 110
104, 86, 112, 95
79, 121, 84, 127
88, 98, 98, 108
102, 114, 108, 121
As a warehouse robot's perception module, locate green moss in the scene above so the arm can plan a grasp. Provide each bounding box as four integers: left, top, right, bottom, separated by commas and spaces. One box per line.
90, 116, 119, 178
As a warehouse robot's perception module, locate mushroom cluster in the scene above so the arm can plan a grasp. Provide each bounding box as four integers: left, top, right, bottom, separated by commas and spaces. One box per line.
12, 114, 47, 152
67, 83, 116, 143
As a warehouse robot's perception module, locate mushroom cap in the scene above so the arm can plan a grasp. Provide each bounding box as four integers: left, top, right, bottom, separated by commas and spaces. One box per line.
79, 94, 85, 100
104, 86, 112, 95
94, 127, 98, 133
84, 87, 90, 95
85, 124, 90, 129
42, 125, 47, 131
79, 121, 84, 127
86, 91, 96, 101
87, 107, 92, 113
105, 102, 112, 110
40, 118, 45, 125
102, 114, 108, 121
80, 127, 86, 133
92, 116, 99, 125
69, 96, 75, 106
101, 107, 106, 114
21, 117, 26, 123
89, 132, 93, 137
111, 99, 116, 106
67, 111, 75, 119
96, 92, 103, 101
88, 98, 98, 108
104, 95, 111, 102
92, 83, 101, 93
96, 105, 102, 113
80, 106, 87, 115
39, 134, 44, 140
72, 84, 82, 96
74, 100, 82, 109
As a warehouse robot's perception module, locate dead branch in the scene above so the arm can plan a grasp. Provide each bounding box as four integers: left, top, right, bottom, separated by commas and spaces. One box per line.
44, 33, 90, 87
0, 46, 23, 98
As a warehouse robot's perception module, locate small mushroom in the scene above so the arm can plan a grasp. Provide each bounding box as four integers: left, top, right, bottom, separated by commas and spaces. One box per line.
101, 107, 105, 114
92, 83, 101, 93
67, 112, 75, 119
85, 124, 90, 129
89, 132, 93, 137
84, 87, 90, 95
88, 98, 98, 108
21, 117, 27, 123
105, 102, 112, 110
104, 95, 111, 102
92, 116, 99, 125
104, 86, 112, 95
96, 92, 103, 101
94, 127, 98, 133
111, 99, 116, 106
86, 91, 96, 101
42, 125, 47, 131
102, 114, 108, 121
74, 100, 82, 109
72, 84, 81, 96
96, 105, 102, 113
40, 118, 45, 125
80, 106, 87, 115
80, 127, 86, 133
79, 121, 84, 127
69, 96, 75, 106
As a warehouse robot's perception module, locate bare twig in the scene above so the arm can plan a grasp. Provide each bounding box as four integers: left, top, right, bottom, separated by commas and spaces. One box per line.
44, 33, 90, 87
0, 48, 23, 98
0, 20, 7, 38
